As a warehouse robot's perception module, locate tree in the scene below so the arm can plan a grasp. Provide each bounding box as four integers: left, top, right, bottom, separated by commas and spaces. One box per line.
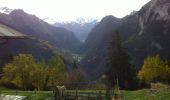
105, 32, 136, 89
30, 60, 46, 90
47, 56, 67, 88
66, 61, 86, 89
1, 54, 68, 90
1, 54, 36, 90
138, 55, 170, 83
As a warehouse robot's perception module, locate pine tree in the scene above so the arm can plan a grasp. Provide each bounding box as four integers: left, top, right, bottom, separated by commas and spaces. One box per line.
105, 31, 136, 89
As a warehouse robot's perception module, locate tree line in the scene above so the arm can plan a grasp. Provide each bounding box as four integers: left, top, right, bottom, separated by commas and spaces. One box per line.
105, 31, 170, 90
0, 54, 85, 91
0, 31, 170, 90
0, 54, 67, 90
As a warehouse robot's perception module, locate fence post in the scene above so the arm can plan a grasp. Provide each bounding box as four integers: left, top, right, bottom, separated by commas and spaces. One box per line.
97, 91, 102, 100
105, 88, 111, 100
75, 89, 78, 99
87, 93, 90, 100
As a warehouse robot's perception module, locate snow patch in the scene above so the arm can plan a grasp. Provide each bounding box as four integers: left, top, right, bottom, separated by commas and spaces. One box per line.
0, 7, 13, 14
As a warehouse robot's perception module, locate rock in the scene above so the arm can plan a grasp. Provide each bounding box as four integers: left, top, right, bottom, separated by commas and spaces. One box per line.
0, 94, 27, 100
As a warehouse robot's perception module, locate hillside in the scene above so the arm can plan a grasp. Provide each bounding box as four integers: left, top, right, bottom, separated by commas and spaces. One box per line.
0, 9, 81, 52
0, 24, 75, 72
79, 16, 121, 77
80, 0, 170, 78
126, 0, 170, 67
124, 83, 170, 100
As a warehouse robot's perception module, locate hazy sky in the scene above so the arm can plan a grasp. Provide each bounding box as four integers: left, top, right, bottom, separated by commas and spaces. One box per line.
0, 0, 151, 22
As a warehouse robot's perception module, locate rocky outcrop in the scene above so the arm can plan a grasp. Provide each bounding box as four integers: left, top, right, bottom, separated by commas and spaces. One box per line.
138, 0, 170, 35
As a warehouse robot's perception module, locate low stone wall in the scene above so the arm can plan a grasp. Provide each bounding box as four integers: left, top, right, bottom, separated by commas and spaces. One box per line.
0, 94, 27, 100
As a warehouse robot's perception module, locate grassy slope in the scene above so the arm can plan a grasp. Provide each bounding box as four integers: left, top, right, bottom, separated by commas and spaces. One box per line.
124, 88, 170, 100
124, 83, 170, 100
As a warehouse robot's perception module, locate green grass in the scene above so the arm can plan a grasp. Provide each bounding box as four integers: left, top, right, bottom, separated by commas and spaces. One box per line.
123, 83, 170, 100
123, 88, 170, 100
0, 83, 170, 100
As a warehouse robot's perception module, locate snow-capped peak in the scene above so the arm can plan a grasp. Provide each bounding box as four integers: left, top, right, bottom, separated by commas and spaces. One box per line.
0, 7, 13, 14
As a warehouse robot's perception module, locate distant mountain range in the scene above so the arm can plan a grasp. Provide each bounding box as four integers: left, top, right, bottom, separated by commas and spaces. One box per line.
54, 19, 98, 42
0, 9, 80, 69
0, 9, 81, 52
80, 0, 170, 78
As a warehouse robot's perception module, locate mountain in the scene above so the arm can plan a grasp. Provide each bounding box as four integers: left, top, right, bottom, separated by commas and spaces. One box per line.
54, 19, 98, 42
126, 0, 170, 67
0, 9, 81, 52
0, 23, 76, 72
80, 16, 121, 78
0, 24, 54, 68
80, 0, 170, 78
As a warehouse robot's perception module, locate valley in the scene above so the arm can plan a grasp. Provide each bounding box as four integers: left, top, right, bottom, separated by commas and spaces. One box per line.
0, 0, 170, 99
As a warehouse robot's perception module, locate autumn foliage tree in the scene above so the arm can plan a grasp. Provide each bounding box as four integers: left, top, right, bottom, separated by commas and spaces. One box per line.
47, 56, 67, 87
1, 54, 36, 90
138, 55, 170, 83
0, 54, 67, 90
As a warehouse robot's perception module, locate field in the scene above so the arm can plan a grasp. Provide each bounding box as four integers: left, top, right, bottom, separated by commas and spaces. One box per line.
0, 84, 170, 100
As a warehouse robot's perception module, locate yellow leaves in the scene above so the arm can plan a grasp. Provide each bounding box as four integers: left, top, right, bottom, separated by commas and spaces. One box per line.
138, 55, 170, 83
0, 54, 67, 90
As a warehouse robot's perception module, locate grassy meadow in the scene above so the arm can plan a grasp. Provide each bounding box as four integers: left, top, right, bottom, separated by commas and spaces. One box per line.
0, 83, 170, 100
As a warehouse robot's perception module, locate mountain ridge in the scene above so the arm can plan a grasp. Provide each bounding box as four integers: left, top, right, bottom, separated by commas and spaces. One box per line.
80, 0, 170, 78
0, 9, 81, 52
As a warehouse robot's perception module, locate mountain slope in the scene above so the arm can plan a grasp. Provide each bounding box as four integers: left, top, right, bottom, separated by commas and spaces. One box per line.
81, 0, 170, 78
0, 24, 54, 67
0, 9, 81, 52
126, 0, 170, 67
80, 16, 121, 78
0, 24, 75, 72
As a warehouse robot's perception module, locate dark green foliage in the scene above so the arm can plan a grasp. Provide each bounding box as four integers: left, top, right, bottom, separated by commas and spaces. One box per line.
105, 32, 137, 89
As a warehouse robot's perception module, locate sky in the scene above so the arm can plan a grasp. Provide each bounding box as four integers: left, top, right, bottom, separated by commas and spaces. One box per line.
0, 0, 151, 23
